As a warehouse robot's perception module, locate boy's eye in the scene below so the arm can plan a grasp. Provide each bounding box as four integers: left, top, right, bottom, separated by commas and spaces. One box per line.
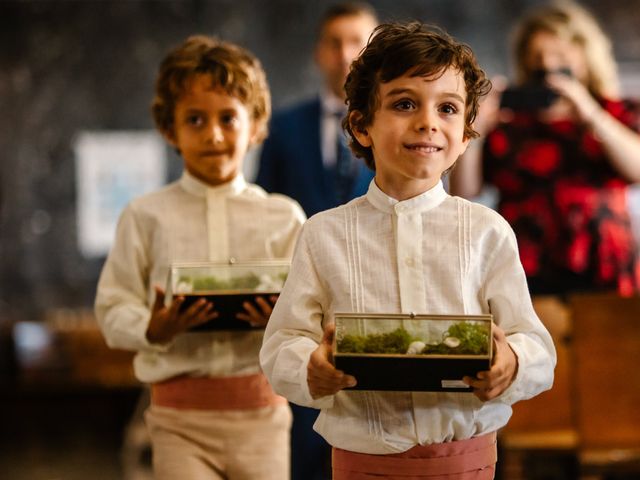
439, 103, 459, 115
221, 113, 239, 127
393, 99, 415, 111
186, 114, 204, 127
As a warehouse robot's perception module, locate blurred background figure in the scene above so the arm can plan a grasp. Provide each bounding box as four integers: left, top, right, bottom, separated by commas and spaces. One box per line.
450, 1, 640, 297
255, 2, 378, 217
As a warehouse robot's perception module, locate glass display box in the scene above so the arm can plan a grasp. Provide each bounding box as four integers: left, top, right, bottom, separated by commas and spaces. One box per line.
166, 260, 290, 331
333, 313, 493, 392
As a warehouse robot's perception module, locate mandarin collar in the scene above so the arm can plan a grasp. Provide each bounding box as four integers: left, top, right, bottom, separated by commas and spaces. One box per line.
366, 179, 448, 215
179, 170, 247, 198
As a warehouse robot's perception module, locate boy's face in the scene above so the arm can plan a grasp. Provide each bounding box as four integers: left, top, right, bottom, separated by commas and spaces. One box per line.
351, 67, 470, 200
166, 74, 257, 187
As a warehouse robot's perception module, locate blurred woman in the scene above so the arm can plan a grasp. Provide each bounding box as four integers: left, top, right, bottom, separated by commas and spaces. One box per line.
450, 1, 640, 295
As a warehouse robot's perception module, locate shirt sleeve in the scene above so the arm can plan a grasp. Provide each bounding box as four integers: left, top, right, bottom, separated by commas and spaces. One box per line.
94, 204, 169, 353
267, 197, 307, 258
260, 223, 334, 409
482, 221, 557, 404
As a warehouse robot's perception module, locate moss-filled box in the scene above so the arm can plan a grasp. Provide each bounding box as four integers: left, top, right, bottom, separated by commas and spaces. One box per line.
333, 313, 493, 392
166, 261, 289, 331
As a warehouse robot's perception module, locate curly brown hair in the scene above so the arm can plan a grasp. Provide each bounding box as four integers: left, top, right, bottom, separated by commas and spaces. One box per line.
152, 35, 271, 143
344, 22, 491, 170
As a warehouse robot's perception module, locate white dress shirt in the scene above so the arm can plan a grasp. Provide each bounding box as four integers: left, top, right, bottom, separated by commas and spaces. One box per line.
95, 171, 306, 383
320, 88, 347, 168
260, 180, 556, 454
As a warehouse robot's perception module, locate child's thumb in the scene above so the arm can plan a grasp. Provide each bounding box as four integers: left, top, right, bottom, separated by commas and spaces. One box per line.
153, 286, 165, 309
321, 323, 336, 347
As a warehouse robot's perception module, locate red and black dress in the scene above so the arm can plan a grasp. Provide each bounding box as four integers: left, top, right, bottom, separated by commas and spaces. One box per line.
483, 99, 640, 295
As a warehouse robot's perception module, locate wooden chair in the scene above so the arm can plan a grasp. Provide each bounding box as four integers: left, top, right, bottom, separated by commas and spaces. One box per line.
498, 295, 578, 479
569, 292, 640, 479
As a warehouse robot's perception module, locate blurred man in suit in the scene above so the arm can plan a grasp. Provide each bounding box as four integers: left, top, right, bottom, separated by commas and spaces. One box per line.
256, 2, 378, 217
256, 3, 378, 479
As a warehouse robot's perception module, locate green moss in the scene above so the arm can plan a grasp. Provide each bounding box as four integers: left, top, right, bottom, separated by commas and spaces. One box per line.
423, 322, 490, 355
337, 327, 414, 354
337, 321, 490, 355
180, 273, 261, 291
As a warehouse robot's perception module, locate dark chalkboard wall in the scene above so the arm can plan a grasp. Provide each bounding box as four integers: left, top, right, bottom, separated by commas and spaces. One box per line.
2, 0, 640, 320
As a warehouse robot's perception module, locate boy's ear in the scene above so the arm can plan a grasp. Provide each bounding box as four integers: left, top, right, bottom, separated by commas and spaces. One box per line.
349, 111, 371, 147
248, 121, 262, 146
162, 127, 178, 147
459, 135, 471, 156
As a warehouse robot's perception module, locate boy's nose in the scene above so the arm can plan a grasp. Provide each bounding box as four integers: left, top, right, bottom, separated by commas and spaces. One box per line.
206, 124, 224, 144
415, 111, 438, 132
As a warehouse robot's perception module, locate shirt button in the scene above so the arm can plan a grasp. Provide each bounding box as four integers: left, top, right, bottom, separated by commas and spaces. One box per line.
405, 257, 415, 267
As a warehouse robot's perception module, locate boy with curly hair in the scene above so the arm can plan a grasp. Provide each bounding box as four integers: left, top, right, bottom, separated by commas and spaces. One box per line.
261, 22, 555, 479
96, 35, 305, 479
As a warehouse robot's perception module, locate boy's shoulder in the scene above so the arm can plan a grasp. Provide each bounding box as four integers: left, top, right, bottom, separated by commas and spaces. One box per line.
244, 182, 306, 218
304, 195, 368, 227
126, 180, 182, 212
450, 195, 514, 238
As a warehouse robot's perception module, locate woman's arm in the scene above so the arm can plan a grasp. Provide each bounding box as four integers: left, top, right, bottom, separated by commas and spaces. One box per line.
549, 73, 640, 182
450, 76, 506, 198
449, 140, 485, 198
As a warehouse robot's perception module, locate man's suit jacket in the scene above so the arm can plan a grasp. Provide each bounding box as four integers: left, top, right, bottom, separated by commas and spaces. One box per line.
256, 97, 374, 217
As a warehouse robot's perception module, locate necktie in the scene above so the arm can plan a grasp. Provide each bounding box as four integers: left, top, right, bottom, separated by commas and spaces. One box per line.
334, 112, 355, 204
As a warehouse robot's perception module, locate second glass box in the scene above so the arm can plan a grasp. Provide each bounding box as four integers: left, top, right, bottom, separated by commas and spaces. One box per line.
333, 313, 493, 392
166, 260, 290, 331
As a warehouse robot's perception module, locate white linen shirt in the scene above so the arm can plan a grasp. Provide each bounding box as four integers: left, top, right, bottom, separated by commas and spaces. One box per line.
95, 171, 306, 384
260, 180, 556, 454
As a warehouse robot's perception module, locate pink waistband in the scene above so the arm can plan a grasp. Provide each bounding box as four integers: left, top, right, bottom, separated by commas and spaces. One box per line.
151, 373, 287, 410
333, 432, 497, 477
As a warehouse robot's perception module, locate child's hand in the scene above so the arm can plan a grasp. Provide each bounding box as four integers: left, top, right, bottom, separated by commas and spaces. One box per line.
236, 295, 278, 327
463, 324, 518, 402
146, 286, 218, 344
307, 324, 357, 399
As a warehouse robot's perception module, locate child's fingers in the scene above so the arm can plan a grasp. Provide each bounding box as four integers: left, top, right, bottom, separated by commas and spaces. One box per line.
152, 286, 166, 311
308, 365, 356, 397
181, 299, 214, 327
254, 296, 273, 316
168, 296, 185, 320
236, 301, 268, 327
242, 300, 261, 318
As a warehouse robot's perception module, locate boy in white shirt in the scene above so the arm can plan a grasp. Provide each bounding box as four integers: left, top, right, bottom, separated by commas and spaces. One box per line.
260, 22, 555, 479
95, 35, 305, 480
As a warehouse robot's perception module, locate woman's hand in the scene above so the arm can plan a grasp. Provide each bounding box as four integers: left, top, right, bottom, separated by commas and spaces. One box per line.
307, 324, 357, 399
545, 71, 601, 123
474, 75, 508, 136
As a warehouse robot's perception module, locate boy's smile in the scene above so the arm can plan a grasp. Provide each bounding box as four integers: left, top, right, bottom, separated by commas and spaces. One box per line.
167, 74, 257, 186
352, 67, 470, 200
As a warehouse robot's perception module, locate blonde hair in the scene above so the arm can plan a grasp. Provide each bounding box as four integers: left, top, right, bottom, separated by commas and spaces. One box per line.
152, 35, 271, 143
512, 1, 619, 98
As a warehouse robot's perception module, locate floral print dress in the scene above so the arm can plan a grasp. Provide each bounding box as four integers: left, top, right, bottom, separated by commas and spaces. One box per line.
483, 99, 640, 295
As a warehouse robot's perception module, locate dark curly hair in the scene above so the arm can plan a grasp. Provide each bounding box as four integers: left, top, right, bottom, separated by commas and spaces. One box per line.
152, 35, 271, 143
343, 22, 491, 170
